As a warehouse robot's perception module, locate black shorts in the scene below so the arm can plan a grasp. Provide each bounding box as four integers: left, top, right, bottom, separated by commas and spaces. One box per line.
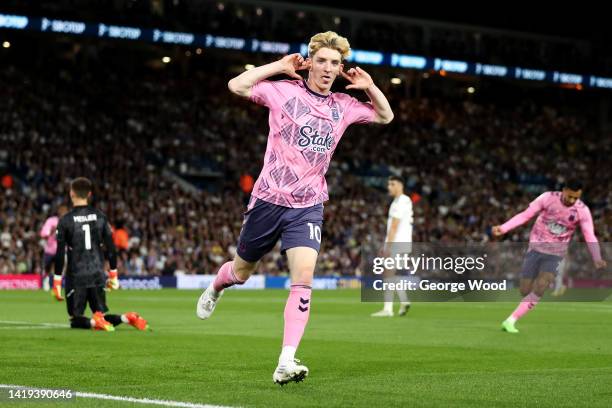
65, 284, 108, 317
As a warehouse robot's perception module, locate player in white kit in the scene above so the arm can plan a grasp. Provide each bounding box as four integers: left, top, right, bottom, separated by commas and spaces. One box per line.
372, 176, 413, 317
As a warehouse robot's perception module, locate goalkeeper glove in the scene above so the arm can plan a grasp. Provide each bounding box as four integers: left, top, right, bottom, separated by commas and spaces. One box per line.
106, 270, 119, 291
52, 275, 64, 301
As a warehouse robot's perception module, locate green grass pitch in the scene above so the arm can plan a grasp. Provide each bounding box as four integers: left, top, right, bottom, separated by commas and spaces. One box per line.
1, 289, 612, 407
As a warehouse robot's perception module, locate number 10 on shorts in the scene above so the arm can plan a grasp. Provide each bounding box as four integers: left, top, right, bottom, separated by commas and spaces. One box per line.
307, 222, 321, 243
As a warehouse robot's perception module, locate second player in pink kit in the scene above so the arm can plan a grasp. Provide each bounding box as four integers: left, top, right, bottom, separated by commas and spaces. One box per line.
196, 31, 394, 384
39, 205, 68, 290
493, 179, 607, 333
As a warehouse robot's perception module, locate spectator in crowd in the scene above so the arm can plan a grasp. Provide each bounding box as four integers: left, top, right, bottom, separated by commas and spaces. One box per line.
0, 64, 609, 279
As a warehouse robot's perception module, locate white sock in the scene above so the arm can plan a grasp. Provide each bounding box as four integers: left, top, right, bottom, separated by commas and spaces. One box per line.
383, 302, 393, 313
554, 271, 563, 290
120, 314, 129, 323
208, 283, 220, 298
279, 346, 296, 364
397, 288, 409, 304
506, 316, 517, 325
554, 260, 566, 290
89, 318, 95, 327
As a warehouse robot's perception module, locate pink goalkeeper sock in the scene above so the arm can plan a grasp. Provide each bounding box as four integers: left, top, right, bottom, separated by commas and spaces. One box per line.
510, 292, 540, 321
282, 285, 312, 348
212, 261, 245, 293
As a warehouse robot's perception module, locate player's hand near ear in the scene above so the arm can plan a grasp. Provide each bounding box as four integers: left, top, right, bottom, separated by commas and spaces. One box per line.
341, 66, 374, 90
278, 53, 311, 80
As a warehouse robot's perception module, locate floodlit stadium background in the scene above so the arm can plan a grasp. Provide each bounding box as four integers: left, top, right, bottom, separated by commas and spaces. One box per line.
2, 3, 612, 408
0, 0, 610, 285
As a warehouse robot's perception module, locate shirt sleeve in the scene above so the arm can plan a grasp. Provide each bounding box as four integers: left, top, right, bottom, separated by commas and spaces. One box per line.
54, 218, 67, 276
102, 218, 118, 270
40, 218, 53, 238
578, 206, 602, 262
499, 192, 548, 234
343, 96, 376, 125
249, 80, 285, 109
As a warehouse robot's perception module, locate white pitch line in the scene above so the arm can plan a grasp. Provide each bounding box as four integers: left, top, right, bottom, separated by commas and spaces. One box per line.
0, 385, 235, 408
0, 326, 65, 330
0, 320, 69, 328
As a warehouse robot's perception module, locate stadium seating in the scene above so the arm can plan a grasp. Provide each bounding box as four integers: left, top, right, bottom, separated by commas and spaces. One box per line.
0, 62, 609, 278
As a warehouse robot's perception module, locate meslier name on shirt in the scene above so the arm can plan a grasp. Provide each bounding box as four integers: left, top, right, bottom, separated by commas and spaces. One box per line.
73, 214, 97, 223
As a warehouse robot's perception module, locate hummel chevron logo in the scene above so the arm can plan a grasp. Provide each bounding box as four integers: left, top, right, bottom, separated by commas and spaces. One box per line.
298, 305, 309, 312
299, 297, 310, 305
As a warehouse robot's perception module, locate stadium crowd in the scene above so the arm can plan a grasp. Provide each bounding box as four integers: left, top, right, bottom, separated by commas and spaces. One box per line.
0, 62, 610, 279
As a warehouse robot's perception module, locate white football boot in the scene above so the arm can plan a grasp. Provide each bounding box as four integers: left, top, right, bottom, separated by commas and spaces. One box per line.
196, 284, 222, 320
273, 359, 309, 385
398, 302, 411, 316
371, 309, 394, 317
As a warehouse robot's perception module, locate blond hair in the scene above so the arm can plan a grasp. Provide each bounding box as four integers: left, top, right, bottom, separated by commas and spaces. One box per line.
308, 31, 351, 60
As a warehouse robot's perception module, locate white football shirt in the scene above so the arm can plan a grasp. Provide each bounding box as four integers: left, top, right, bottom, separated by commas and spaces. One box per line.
386, 194, 413, 242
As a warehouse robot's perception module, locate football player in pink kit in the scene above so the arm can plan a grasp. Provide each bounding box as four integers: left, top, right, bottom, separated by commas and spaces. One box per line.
493, 179, 607, 333
40, 205, 68, 291
196, 31, 393, 384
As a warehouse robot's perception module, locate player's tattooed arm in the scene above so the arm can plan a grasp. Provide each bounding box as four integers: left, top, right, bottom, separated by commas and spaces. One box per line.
381, 217, 400, 256
341, 66, 394, 124
228, 53, 309, 98
386, 218, 400, 243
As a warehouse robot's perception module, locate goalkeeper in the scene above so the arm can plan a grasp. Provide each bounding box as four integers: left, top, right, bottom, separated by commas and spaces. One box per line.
52, 177, 149, 332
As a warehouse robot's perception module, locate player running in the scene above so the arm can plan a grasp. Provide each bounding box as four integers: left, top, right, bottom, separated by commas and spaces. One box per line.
39, 205, 68, 291
196, 31, 394, 385
371, 176, 413, 317
492, 179, 607, 333
53, 177, 149, 332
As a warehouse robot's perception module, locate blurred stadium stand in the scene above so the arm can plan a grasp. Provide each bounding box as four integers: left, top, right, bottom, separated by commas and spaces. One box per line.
2, 0, 611, 74
0, 1, 610, 278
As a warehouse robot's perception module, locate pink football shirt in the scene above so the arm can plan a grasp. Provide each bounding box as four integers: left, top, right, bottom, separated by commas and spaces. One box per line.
500, 191, 602, 261
40, 216, 59, 255
249, 79, 376, 208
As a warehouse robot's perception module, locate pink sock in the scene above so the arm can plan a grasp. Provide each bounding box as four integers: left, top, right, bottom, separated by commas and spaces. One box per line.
510, 292, 540, 321
212, 261, 245, 293
282, 285, 312, 348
